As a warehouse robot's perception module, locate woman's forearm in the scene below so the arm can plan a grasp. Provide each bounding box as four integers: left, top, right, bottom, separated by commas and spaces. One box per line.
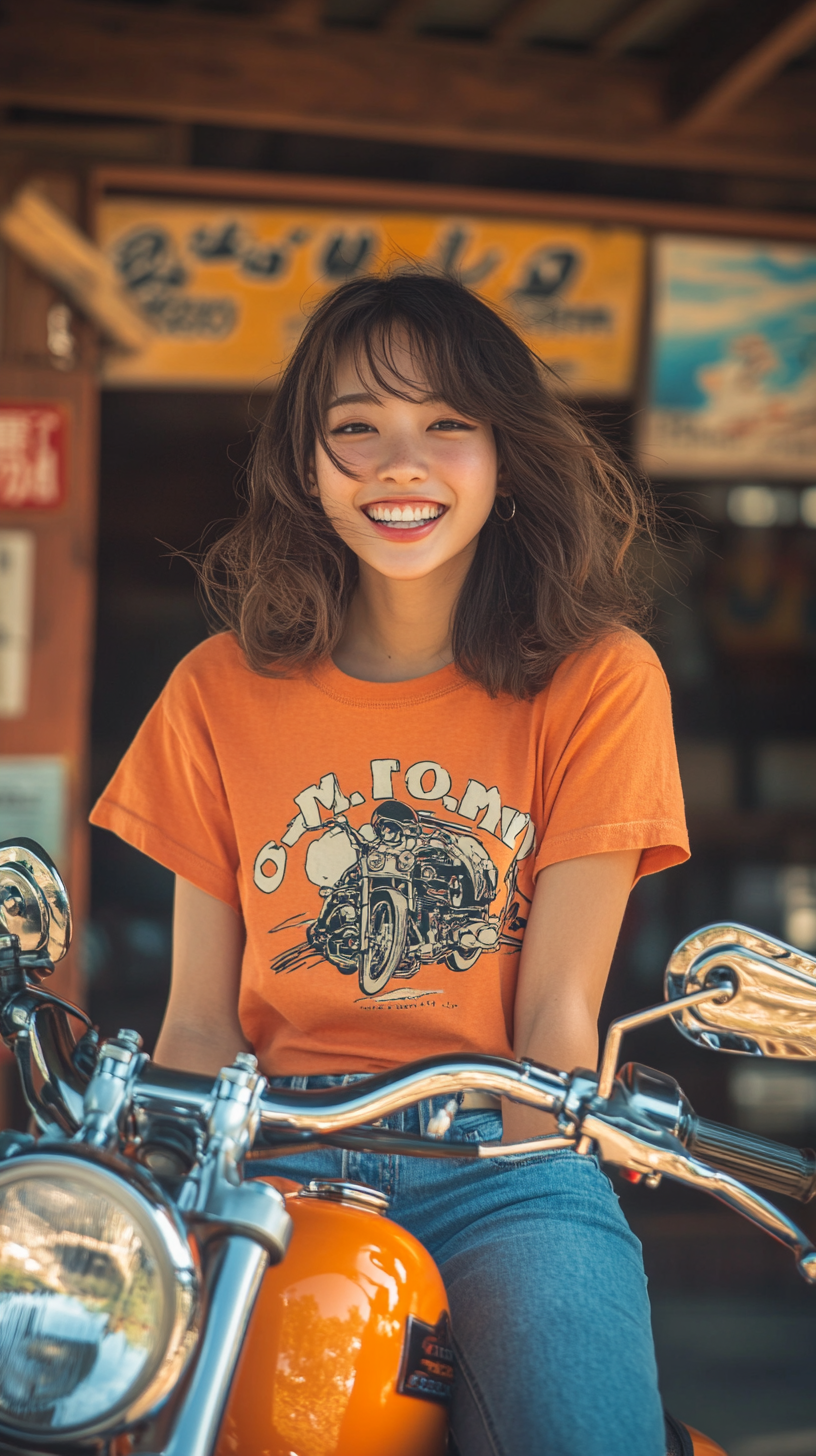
153, 876, 250, 1075
501, 848, 640, 1145
153, 1017, 251, 1076
502, 1002, 599, 1142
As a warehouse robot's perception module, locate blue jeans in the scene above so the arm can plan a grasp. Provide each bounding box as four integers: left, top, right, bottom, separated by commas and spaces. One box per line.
252, 1076, 666, 1456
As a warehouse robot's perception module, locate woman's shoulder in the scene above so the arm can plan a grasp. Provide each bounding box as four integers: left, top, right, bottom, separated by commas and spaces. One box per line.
159, 632, 249, 705
169, 631, 247, 682
161, 633, 312, 716
547, 629, 666, 701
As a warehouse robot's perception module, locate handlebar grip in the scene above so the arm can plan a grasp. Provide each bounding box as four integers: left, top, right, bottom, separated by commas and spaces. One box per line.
687, 1115, 816, 1203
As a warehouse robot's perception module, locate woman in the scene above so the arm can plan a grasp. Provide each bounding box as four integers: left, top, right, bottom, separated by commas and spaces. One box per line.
92, 271, 688, 1455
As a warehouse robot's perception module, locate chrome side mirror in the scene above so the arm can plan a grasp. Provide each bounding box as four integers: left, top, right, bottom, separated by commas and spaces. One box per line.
666, 923, 816, 1058
0, 838, 71, 969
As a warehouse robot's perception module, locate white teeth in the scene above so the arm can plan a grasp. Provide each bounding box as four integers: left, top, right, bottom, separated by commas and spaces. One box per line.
366, 503, 443, 525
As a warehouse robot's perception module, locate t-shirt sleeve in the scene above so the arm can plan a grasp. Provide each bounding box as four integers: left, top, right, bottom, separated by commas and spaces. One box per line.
90, 660, 241, 912
534, 643, 689, 883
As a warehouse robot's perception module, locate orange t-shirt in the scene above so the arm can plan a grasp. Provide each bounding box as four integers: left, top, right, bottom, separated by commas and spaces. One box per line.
90, 629, 688, 1075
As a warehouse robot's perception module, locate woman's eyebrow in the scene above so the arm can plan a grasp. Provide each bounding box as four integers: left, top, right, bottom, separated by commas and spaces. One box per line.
327, 391, 381, 408
326, 390, 450, 408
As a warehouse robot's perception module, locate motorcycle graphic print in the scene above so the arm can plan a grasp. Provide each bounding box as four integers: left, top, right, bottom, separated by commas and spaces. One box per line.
254, 759, 535, 998
307, 799, 504, 996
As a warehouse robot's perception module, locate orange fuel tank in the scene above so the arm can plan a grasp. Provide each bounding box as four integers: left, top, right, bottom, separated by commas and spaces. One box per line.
217, 1180, 451, 1456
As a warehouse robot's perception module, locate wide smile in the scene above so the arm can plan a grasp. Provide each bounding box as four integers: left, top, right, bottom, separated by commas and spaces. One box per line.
362, 500, 448, 539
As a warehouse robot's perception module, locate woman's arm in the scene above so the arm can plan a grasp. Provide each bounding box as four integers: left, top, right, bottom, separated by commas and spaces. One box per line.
502, 848, 640, 1144
153, 875, 251, 1075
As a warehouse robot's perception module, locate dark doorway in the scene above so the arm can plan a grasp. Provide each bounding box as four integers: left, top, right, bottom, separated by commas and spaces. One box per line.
89, 390, 255, 1051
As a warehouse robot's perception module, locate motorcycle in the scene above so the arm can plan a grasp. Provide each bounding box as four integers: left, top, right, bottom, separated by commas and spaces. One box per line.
304, 800, 506, 995
1, 838, 816, 1456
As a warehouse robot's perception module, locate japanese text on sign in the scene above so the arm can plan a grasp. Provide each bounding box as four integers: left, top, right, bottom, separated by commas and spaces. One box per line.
0, 529, 35, 717
0, 405, 67, 510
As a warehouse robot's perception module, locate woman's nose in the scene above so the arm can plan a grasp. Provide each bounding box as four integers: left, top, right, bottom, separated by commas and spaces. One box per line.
376, 438, 429, 485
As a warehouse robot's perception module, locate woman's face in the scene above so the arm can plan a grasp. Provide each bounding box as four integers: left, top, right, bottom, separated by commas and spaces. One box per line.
313, 337, 498, 582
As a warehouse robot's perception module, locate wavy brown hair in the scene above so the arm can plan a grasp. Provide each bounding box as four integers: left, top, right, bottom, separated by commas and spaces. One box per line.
199, 271, 652, 699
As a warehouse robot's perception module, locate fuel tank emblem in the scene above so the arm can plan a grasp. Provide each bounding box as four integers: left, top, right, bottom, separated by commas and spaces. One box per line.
397, 1312, 455, 1403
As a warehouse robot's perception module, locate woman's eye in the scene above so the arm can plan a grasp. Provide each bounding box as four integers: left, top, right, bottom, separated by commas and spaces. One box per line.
429, 419, 475, 432
331, 420, 376, 436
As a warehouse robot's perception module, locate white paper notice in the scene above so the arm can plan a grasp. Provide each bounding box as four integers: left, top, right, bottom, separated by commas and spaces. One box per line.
0, 530, 35, 717
0, 758, 66, 862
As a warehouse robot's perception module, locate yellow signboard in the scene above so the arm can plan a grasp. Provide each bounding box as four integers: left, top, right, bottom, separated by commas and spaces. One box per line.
96, 200, 644, 395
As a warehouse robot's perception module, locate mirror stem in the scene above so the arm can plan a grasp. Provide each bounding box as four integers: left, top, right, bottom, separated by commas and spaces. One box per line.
597, 981, 735, 1101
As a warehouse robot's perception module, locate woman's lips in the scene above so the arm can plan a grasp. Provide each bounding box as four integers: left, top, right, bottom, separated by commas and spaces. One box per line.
362, 501, 447, 539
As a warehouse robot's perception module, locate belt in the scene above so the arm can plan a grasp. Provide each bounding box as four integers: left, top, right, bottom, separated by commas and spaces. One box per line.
459, 1092, 502, 1111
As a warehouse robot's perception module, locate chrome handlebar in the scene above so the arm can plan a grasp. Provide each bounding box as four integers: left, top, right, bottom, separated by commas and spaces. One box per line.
141, 1048, 816, 1283
257, 1054, 569, 1132
583, 1109, 816, 1283
130, 1053, 570, 1155
5, 983, 816, 1285
575, 1078, 816, 1285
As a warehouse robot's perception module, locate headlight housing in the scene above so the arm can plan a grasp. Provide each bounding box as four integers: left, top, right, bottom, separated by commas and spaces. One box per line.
0, 1152, 199, 1441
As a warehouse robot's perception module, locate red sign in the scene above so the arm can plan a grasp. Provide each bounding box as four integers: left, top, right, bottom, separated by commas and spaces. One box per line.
0, 403, 68, 510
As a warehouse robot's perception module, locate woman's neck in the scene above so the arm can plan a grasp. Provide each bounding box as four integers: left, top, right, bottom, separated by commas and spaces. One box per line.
332, 553, 472, 683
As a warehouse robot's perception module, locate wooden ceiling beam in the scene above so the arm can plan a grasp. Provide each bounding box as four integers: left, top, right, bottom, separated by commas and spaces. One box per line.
595, 0, 672, 57
671, 0, 816, 136
91, 162, 816, 242
0, 0, 815, 180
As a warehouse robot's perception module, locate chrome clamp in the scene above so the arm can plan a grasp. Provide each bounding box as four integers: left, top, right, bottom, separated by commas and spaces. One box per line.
77, 1028, 146, 1149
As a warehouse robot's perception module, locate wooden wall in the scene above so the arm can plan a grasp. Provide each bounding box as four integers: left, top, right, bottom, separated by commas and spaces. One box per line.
0, 168, 98, 1126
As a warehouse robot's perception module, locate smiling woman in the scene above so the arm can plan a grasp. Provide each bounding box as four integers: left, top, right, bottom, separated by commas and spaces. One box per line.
91, 268, 687, 1456
197, 269, 651, 699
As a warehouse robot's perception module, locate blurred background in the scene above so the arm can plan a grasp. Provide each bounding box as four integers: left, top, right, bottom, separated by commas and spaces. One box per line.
2, 1, 816, 1450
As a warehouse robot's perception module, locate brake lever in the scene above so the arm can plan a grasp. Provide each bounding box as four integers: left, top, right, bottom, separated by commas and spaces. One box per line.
579, 1103, 816, 1285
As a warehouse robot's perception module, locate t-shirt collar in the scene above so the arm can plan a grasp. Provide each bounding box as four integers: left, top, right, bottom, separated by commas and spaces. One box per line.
310, 657, 466, 707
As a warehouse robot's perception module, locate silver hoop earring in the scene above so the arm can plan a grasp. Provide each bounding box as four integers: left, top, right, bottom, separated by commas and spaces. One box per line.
494, 495, 516, 523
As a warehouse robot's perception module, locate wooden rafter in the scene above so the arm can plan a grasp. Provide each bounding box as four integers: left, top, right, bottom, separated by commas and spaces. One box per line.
595, 0, 674, 57
90, 163, 816, 243
671, 0, 816, 135
0, 184, 152, 350
0, 0, 815, 179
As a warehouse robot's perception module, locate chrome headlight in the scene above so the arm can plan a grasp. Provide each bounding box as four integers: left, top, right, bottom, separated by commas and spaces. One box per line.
0, 1153, 199, 1441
